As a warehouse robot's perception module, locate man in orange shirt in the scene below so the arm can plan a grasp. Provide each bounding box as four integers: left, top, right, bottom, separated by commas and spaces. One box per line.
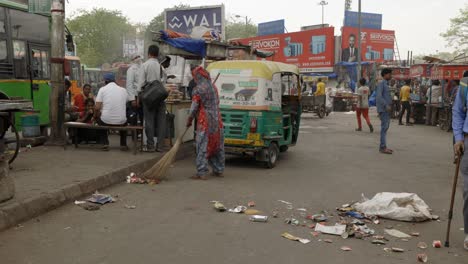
399, 79, 412, 126
73, 84, 93, 114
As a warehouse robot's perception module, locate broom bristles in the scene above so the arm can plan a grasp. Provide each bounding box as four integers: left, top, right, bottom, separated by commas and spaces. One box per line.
143, 128, 188, 180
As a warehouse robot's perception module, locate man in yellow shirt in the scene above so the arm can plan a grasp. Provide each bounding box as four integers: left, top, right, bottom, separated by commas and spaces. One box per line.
399, 79, 412, 126
314, 78, 326, 96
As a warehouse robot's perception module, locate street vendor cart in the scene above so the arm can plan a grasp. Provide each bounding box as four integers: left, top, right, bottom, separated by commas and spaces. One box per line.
331, 92, 358, 112
409, 64, 434, 124
301, 95, 327, 118
431, 64, 468, 130
153, 30, 229, 144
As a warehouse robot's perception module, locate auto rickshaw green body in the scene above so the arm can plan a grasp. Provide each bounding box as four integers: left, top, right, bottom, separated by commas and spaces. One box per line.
207, 60, 302, 168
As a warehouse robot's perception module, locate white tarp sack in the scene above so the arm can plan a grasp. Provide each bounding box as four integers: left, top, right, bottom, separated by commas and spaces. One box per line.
354, 192, 432, 222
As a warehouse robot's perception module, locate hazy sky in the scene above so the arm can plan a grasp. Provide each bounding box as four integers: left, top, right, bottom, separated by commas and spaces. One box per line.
67, 0, 466, 56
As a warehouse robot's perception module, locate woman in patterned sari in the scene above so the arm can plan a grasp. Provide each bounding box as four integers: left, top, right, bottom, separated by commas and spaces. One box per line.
186, 66, 225, 180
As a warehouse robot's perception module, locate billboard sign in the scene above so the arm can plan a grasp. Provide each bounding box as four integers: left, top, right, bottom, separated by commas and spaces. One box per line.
431, 65, 468, 80
392, 68, 410, 80
165, 5, 225, 38
257, 19, 285, 36
344, 11, 382, 30
238, 27, 335, 73
410, 64, 433, 78
209, 68, 283, 111
341, 27, 395, 63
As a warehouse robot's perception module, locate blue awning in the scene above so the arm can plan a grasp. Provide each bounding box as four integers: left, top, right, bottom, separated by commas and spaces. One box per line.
302, 72, 338, 78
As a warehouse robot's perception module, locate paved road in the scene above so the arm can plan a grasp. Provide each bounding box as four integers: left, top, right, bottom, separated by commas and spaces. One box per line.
0, 111, 466, 264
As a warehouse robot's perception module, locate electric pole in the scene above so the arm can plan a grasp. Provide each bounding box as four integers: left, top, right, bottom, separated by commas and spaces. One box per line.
357, 0, 362, 91
49, 0, 65, 144
319, 1, 328, 27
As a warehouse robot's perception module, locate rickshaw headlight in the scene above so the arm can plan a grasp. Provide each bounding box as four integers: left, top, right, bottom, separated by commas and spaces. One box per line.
250, 117, 258, 133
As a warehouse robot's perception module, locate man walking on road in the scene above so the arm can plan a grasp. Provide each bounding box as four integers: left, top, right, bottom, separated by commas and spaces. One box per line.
452, 70, 468, 251
399, 79, 412, 126
138, 45, 167, 152
355, 78, 373, 132
376, 68, 393, 154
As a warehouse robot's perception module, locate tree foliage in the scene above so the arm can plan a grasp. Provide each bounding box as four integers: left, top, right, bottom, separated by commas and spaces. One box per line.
441, 5, 468, 53
67, 8, 134, 67
225, 19, 258, 40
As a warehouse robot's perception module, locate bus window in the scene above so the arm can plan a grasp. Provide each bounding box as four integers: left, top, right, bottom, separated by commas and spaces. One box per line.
10, 10, 50, 43
13, 40, 27, 78
31, 49, 40, 78
0, 40, 6, 63
41, 50, 49, 78
0, 7, 5, 34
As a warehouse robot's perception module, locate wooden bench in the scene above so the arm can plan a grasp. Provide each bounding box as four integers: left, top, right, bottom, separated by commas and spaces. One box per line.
64, 122, 144, 154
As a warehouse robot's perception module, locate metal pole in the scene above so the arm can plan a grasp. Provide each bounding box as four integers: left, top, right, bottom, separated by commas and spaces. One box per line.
322, 5, 324, 26
357, 0, 362, 92
49, 0, 65, 143
245, 16, 248, 32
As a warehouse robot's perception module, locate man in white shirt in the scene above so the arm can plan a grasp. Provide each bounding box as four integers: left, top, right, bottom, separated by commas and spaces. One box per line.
126, 54, 143, 126
95, 73, 129, 151
137, 45, 167, 152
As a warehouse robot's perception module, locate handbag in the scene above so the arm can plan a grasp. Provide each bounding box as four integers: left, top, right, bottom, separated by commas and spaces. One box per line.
140, 79, 168, 110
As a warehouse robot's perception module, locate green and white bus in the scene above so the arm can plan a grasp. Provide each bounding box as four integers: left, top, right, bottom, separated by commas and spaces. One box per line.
0, 0, 51, 129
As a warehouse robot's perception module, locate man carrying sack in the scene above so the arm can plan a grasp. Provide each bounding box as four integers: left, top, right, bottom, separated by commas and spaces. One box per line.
138, 45, 169, 152
452, 70, 468, 251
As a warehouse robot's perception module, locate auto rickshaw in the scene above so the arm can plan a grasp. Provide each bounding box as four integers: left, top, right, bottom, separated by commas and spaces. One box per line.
207, 60, 302, 168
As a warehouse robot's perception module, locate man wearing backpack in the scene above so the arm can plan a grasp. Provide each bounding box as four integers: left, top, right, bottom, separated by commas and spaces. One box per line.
138, 45, 167, 152
452, 70, 468, 251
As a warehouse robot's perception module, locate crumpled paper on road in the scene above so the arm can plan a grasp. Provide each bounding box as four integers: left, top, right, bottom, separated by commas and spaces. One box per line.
354, 192, 432, 222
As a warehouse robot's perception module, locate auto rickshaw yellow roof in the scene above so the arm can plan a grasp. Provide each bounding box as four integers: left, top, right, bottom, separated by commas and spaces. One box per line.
207, 60, 299, 79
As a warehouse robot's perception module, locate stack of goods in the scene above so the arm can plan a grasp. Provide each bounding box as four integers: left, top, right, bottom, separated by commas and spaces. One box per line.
166, 85, 183, 102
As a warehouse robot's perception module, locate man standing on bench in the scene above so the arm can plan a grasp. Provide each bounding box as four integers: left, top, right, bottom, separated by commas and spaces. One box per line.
95, 73, 129, 151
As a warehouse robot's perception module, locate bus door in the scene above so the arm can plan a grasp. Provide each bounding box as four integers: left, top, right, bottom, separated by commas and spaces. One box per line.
27, 43, 51, 123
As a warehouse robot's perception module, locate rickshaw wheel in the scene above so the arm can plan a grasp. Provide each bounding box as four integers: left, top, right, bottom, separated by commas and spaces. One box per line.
1, 116, 20, 165
280, 145, 288, 153
317, 105, 326, 119
265, 143, 279, 169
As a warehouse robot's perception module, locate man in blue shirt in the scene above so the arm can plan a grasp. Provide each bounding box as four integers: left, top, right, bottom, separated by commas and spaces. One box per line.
376, 68, 393, 154
452, 70, 468, 251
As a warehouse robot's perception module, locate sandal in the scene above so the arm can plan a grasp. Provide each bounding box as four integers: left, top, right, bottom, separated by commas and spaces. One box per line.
190, 175, 208, 180
380, 148, 393, 155
212, 172, 224, 178
464, 235, 468, 251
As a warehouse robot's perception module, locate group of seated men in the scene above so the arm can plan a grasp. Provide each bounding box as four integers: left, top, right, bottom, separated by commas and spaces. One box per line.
70, 72, 131, 151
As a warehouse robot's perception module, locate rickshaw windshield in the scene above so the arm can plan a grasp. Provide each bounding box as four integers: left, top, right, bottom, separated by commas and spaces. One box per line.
210, 68, 282, 111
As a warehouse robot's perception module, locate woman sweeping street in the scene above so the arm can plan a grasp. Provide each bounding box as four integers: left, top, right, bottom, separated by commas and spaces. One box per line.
186, 66, 225, 180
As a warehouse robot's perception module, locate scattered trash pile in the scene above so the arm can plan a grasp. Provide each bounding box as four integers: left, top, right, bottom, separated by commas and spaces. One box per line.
74, 191, 115, 211
212, 193, 444, 262
74, 191, 137, 211
126, 172, 160, 185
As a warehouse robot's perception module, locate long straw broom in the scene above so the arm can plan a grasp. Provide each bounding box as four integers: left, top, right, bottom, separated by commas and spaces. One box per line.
142, 72, 221, 181
143, 128, 189, 181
